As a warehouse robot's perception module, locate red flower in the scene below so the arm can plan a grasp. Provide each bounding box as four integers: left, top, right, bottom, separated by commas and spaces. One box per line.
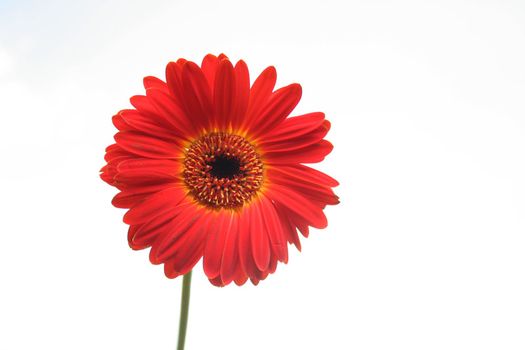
101, 54, 339, 286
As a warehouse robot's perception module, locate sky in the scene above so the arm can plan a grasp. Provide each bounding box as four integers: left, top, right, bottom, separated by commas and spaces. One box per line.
1, 1, 524, 349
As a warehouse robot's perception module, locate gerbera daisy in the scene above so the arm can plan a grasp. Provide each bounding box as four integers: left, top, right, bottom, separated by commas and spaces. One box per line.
101, 54, 339, 287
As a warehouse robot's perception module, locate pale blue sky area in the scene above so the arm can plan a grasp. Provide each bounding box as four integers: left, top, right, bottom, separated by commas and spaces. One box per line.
0, 0, 171, 83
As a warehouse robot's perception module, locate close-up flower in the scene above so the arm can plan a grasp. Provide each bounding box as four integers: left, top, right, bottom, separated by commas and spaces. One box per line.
3, 2, 525, 349
100, 53, 339, 287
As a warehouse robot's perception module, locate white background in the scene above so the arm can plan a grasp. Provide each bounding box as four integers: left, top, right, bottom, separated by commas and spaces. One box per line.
1, 0, 524, 349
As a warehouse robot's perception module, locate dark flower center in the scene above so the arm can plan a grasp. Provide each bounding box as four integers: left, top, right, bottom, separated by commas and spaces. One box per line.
208, 155, 242, 179
183, 133, 263, 209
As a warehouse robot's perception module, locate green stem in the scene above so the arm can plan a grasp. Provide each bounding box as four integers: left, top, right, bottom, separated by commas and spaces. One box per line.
177, 271, 192, 350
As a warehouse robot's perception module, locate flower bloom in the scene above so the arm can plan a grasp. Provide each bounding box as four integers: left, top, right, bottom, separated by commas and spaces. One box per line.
101, 54, 339, 286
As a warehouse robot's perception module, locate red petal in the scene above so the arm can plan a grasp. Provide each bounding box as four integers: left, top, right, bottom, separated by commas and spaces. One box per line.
259, 196, 288, 262
261, 123, 330, 153
104, 143, 120, 153
181, 61, 213, 132
162, 207, 208, 278
143, 76, 168, 91
102, 152, 134, 187
119, 109, 178, 140
104, 144, 129, 162
123, 185, 186, 225
238, 207, 260, 281
266, 184, 327, 229
100, 169, 113, 185
219, 215, 240, 285
244, 66, 276, 129
231, 60, 250, 131
112, 114, 131, 131
117, 158, 181, 174
130, 95, 159, 118
267, 168, 339, 206
112, 183, 171, 208
276, 206, 302, 251
250, 201, 271, 271
146, 88, 195, 137
150, 202, 206, 262
268, 253, 278, 274
201, 54, 219, 92
275, 202, 310, 238
270, 164, 339, 187
114, 131, 183, 159
249, 83, 302, 138
262, 112, 326, 143
264, 139, 333, 164
163, 241, 204, 279
203, 212, 231, 279
214, 59, 236, 130
165, 61, 185, 106
128, 225, 148, 250
233, 263, 249, 286
128, 207, 179, 249
115, 158, 181, 186
208, 276, 224, 287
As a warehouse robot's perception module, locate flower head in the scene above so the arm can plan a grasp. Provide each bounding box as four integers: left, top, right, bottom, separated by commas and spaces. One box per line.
101, 54, 339, 286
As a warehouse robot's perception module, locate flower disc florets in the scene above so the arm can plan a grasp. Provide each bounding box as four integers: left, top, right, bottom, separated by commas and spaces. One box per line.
183, 133, 263, 209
